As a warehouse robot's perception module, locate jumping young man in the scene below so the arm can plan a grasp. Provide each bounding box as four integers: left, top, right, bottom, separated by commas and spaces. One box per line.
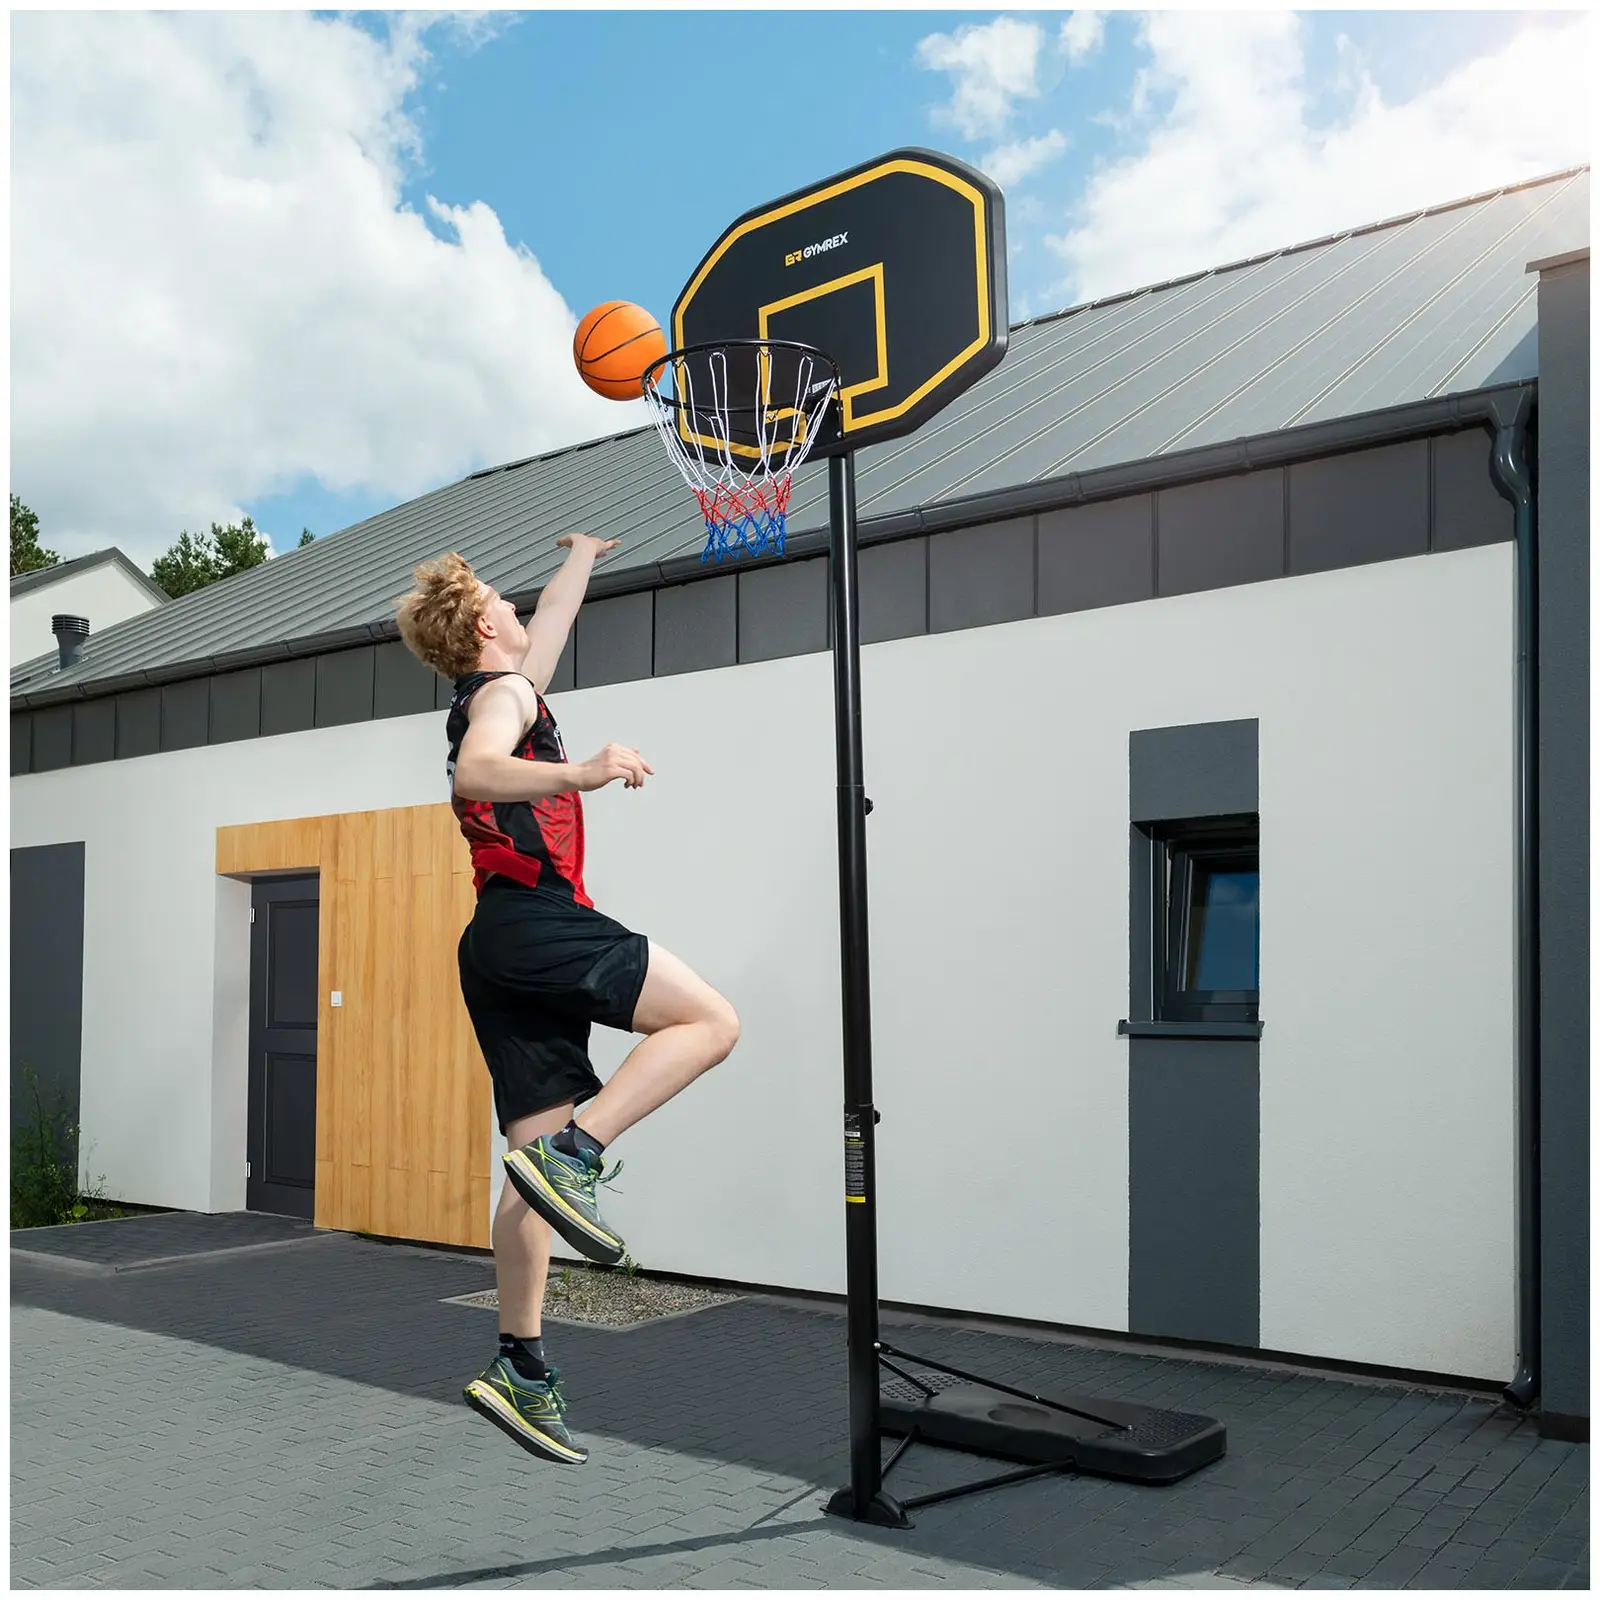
396, 535, 740, 1465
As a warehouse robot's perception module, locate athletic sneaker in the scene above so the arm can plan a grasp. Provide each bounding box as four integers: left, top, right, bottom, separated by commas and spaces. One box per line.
503, 1136, 626, 1266
464, 1356, 587, 1465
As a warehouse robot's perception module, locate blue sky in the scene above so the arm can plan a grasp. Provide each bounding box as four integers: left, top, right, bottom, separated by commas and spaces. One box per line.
385, 9, 1532, 326
13, 10, 1587, 569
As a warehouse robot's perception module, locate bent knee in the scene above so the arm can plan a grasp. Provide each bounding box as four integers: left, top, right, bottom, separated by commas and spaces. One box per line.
704, 996, 740, 1062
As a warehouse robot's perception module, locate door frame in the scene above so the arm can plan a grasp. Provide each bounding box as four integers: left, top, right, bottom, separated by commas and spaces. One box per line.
246, 872, 321, 1217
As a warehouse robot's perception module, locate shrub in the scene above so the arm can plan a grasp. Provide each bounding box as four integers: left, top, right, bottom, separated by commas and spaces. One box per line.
10, 1065, 119, 1229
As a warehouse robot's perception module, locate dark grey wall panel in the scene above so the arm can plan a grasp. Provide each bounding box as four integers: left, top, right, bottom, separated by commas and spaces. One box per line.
116, 688, 161, 759
654, 576, 737, 678
1158, 471, 1284, 597
1130, 718, 1259, 824
373, 641, 435, 719
10, 841, 86, 1140
1432, 428, 1513, 552
576, 591, 653, 688
1535, 258, 1590, 1426
1288, 440, 1429, 574
930, 518, 1034, 634
1126, 719, 1262, 1346
1128, 1040, 1261, 1347
739, 557, 828, 663
32, 705, 73, 771
547, 633, 576, 695
315, 646, 376, 728
160, 678, 210, 751
1038, 496, 1155, 615
860, 536, 927, 645
261, 659, 316, 736
72, 699, 116, 766
12, 713, 32, 776
1128, 827, 1155, 1025
211, 668, 263, 744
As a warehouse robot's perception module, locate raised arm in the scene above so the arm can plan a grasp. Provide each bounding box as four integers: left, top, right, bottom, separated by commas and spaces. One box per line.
519, 532, 619, 692
452, 676, 652, 801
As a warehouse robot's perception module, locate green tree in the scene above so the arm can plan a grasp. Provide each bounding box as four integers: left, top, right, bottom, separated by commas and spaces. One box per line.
150, 516, 269, 598
298, 526, 315, 548
11, 494, 59, 576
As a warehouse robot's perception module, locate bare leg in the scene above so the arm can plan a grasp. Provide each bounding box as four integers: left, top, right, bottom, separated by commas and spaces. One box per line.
494, 1102, 573, 1337
574, 942, 739, 1148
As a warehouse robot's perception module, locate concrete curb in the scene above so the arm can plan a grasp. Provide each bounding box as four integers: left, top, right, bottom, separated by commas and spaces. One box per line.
11, 1230, 342, 1277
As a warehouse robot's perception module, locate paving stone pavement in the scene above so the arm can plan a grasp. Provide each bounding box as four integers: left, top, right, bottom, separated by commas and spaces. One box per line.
9, 1227, 1589, 1590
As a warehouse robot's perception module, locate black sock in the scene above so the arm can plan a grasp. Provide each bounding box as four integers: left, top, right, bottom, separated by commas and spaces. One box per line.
499, 1333, 549, 1380
551, 1121, 605, 1162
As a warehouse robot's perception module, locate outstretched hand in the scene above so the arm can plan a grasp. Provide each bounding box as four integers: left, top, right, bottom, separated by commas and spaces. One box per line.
575, 743, 653, 791
557, 532, 620, 560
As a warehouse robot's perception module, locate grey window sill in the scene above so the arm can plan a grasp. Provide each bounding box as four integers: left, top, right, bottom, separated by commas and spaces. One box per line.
1117, 1019, 1264, 1040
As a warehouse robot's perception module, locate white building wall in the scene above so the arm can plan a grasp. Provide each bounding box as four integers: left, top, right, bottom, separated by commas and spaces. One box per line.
9, 543, 1514, 1378
11, 561, 164, 665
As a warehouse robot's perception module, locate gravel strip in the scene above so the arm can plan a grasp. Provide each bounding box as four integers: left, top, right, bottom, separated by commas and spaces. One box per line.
446, 1262, 741, 1327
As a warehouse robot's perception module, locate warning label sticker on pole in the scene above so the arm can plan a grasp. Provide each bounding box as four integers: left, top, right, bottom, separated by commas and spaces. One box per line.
844, 1111, 866, 1203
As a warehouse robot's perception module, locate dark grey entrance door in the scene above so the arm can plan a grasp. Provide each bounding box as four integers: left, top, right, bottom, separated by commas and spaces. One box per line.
247, 875, 320, 1218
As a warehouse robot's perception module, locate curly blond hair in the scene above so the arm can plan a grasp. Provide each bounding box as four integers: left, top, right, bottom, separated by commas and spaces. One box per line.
395, 552, 487, 678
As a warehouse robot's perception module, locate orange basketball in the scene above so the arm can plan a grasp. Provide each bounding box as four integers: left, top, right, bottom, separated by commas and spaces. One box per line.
573, 300, 668, 400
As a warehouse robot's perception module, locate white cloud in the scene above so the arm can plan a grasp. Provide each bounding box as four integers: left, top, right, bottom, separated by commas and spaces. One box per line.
1060, 12, 1106, 66
983, 130, 1070, 190
9, 12, 638, 569
916, 17, 1048, 140
1045, 11, 1593, 304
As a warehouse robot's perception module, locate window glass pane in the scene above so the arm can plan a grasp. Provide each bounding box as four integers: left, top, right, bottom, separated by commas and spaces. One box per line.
1185, 862, 1259, 991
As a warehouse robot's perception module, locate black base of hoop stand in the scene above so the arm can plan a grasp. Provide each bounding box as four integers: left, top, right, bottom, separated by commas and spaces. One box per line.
825, 1342, 1227, 1527
819, 449, 1226, 1531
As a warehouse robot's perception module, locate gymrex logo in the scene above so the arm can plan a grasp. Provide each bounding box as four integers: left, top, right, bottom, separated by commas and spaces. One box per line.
785, 232, 848, 268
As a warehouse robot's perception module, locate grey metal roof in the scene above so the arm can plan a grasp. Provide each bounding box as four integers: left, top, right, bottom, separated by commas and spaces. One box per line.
12, 165, 1587, 703
9, 546, 171, 604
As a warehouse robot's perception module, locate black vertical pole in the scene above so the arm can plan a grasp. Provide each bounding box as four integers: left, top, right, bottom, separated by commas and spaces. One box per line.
822, 452, 911, 1530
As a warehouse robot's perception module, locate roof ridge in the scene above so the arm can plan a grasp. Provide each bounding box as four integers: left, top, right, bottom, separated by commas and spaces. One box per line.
1013, 164, 1589, 333
9, 545, 171, 604
10, 546, 119, 587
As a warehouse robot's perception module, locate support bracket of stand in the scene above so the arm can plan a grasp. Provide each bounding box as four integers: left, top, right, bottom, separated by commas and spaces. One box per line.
877, 1342, 1133, 1432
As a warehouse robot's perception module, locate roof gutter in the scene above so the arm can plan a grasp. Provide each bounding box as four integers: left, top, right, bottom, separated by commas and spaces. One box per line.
550, 380, 1539, 598
1488, 386, 1541, 1413
11, 380, 1535, 711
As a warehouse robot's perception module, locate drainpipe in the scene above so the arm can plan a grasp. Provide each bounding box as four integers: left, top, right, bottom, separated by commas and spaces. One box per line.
52, 614, 90, 671
1488, 389, 1540, 1411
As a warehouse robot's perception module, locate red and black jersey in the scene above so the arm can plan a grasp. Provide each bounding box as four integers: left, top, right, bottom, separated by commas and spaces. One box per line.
446, 670, 589, 906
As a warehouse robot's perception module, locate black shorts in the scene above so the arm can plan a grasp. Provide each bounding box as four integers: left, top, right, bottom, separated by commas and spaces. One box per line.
458, 877, 651, 1134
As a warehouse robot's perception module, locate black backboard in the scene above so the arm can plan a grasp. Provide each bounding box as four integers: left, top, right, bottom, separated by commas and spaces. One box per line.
671, 148, 1008, 460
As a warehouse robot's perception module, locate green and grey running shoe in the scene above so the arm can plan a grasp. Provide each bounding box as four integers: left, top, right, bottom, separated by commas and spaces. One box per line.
503, 1136, 626, 1266
464, 1356, 587, 1465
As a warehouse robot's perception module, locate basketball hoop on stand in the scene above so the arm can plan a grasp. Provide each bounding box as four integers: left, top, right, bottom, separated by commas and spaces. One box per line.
644, 149, 1225, 1531
642, 339, 841, 564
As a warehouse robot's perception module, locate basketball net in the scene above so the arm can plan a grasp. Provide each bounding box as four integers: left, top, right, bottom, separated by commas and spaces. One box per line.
643, 342, 840, 563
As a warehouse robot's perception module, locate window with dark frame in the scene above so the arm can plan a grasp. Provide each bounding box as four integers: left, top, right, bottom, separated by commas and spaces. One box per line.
1149, 815, 1259, 1024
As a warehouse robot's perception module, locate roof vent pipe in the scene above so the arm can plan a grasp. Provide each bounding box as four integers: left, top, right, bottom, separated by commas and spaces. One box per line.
52, 614, 90, 671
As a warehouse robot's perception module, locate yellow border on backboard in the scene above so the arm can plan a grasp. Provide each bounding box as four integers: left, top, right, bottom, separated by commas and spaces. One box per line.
673, 155, 992, 461
759, 263, 888, 431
